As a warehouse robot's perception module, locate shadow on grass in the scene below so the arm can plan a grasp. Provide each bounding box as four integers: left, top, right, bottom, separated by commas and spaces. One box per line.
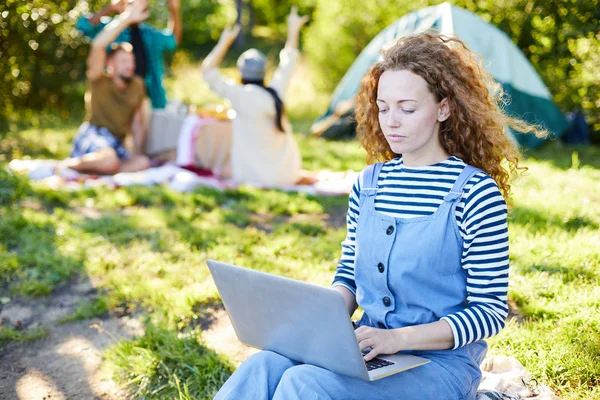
0, 209, 84, 297
77, 211, 174, 254
524, 262, 598, 284
509, 205, 598, 233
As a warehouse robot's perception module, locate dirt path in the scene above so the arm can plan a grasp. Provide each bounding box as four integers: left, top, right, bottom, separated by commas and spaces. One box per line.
0, 275, 253, 400
0, 278, 137, 400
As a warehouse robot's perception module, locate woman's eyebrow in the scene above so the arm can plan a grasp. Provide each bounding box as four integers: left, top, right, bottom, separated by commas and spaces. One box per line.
376, 98, 417, 103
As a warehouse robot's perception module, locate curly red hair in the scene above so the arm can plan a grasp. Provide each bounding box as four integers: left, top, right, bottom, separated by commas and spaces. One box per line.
355, 33, 547, 199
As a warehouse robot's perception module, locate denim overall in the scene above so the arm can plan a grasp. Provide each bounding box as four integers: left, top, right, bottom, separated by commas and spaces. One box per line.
215, 162, 488, 400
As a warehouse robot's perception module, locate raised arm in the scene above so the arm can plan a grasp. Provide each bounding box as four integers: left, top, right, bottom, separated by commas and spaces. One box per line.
285, 6, 309, 50
86, 2, 149, 81
269, 7, 308, 96
87, 0, 127, 26
201, 25, 240, 74
167, 0, 182, 45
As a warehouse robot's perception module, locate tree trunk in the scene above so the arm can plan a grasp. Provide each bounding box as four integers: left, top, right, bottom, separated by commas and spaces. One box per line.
234, 0, 246, 48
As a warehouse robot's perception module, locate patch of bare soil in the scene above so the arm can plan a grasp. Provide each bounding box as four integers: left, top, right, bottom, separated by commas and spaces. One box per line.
0, 278, 142, 400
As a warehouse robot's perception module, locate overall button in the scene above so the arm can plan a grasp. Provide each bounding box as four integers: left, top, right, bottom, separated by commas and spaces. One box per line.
377, 262, 385, 273
382, 296, 391, 307
377, 322, 386, 329
386, 225, 394, 235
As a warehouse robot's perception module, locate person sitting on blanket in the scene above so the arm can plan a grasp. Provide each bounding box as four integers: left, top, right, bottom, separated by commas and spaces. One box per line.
57, 0, 152, 177
201, 7, 312, 187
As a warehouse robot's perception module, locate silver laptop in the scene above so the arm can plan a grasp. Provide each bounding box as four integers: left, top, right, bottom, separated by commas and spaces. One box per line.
206, 260, 430, 381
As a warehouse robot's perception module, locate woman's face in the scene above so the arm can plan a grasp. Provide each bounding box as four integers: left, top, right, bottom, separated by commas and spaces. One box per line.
376, 69, 449, 165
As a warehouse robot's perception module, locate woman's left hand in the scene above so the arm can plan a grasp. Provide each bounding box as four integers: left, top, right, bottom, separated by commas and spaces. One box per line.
355, 326, 404, 362
287, 6, 309, 33
218, 24, 241, 45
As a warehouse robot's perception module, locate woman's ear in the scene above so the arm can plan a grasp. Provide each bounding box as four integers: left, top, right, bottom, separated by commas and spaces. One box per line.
437, 98, 450, 122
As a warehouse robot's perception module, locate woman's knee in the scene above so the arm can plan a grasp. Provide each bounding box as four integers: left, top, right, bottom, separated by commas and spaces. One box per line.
278, 364, 328, 393
246, 350, 293, 368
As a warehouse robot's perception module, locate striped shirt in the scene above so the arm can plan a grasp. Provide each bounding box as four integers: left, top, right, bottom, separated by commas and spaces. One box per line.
332, 156, 509, 349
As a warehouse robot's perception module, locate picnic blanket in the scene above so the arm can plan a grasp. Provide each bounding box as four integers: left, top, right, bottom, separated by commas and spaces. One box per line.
7, 159, 358, 197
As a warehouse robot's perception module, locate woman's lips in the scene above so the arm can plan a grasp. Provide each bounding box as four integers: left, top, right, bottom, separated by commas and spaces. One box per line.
387, 134, 407, 142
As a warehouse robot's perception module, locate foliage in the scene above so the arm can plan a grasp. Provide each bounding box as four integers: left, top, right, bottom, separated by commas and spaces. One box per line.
0, 0, 101, 127
1, 0, 598, 139
171, 0, 230, 52
303, 0, 600, 141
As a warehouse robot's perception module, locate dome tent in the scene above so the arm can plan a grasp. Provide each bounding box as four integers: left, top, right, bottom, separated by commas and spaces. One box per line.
312, 3, 568, 149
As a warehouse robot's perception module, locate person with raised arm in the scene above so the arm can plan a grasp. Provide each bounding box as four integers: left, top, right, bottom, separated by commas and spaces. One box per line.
201, 7, 309, 187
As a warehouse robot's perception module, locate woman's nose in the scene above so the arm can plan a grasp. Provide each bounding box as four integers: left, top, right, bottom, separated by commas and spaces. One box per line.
385, 109, 401, 128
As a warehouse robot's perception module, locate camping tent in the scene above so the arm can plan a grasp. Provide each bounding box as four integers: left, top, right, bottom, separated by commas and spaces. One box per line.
312, 2, 568, 149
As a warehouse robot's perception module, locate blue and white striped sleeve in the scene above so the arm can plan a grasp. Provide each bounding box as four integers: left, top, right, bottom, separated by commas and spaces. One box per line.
332, 175, 362, 294
441, 173, 509, 349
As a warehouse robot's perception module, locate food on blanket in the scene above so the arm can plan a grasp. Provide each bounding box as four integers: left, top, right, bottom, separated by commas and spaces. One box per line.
198, 104, 236, 120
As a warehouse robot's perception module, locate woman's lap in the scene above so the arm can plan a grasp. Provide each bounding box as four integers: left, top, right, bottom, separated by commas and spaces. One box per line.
216, 348, 484, 400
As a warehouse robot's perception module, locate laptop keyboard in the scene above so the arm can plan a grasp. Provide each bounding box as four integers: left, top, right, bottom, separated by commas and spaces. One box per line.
365, 357, 395, 371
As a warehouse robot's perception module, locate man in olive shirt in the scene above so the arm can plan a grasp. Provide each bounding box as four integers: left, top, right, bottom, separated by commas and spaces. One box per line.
64, 0, 151, 175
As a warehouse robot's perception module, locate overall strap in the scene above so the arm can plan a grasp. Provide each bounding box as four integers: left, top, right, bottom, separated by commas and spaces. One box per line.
443, 165, 483, 202
360, 162, 385, 196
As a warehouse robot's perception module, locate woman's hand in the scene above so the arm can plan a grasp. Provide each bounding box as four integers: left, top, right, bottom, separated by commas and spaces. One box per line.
121, 0, 150, 25
218, 24, 241, 45
287, 6, 309, 33
355, 326, 404, 362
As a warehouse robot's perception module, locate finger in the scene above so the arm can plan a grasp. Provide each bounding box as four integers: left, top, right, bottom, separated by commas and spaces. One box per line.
354, 326, 370, 341
301, 15, 309, 24
358, 338, 375, 351
290, 5, 298, 15
363, 347, 380, 362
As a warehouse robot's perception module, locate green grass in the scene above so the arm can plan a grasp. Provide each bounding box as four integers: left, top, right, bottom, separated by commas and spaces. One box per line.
103, 322, 234, 399
0, 326, 47, 347
1, 54, 599, 398
59, 297, 110, 324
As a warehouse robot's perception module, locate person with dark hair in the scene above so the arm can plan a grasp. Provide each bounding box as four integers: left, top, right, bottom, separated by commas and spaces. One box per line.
201, 7, 308, 187
76, 0, 181, 109
212, 33, 547, 399
57, 1, 151, 176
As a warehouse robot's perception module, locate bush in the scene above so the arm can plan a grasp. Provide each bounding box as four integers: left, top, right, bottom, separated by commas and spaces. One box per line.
0, 0, 99, 125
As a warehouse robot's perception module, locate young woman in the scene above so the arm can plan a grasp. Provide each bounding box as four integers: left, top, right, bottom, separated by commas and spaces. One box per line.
214, 33, 545, 400
201, 7, 309, 187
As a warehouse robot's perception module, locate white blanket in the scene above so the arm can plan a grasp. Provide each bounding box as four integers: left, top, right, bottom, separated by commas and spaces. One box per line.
477, 356, 559, 399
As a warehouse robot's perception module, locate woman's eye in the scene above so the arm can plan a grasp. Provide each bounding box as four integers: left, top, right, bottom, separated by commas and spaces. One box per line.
402, 109, 415, 114
378, 109, 389, 114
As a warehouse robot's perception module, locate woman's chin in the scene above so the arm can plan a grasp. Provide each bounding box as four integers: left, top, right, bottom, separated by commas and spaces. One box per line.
387, 143, 410, 155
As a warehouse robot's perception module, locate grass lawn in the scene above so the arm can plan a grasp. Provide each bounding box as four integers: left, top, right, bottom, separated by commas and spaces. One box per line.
1, 53, 599, 399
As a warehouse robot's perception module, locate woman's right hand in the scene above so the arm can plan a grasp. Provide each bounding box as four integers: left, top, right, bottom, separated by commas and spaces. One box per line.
287, 6, 309, 33
121, 0, 149, 24
219, 24, 241, 45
